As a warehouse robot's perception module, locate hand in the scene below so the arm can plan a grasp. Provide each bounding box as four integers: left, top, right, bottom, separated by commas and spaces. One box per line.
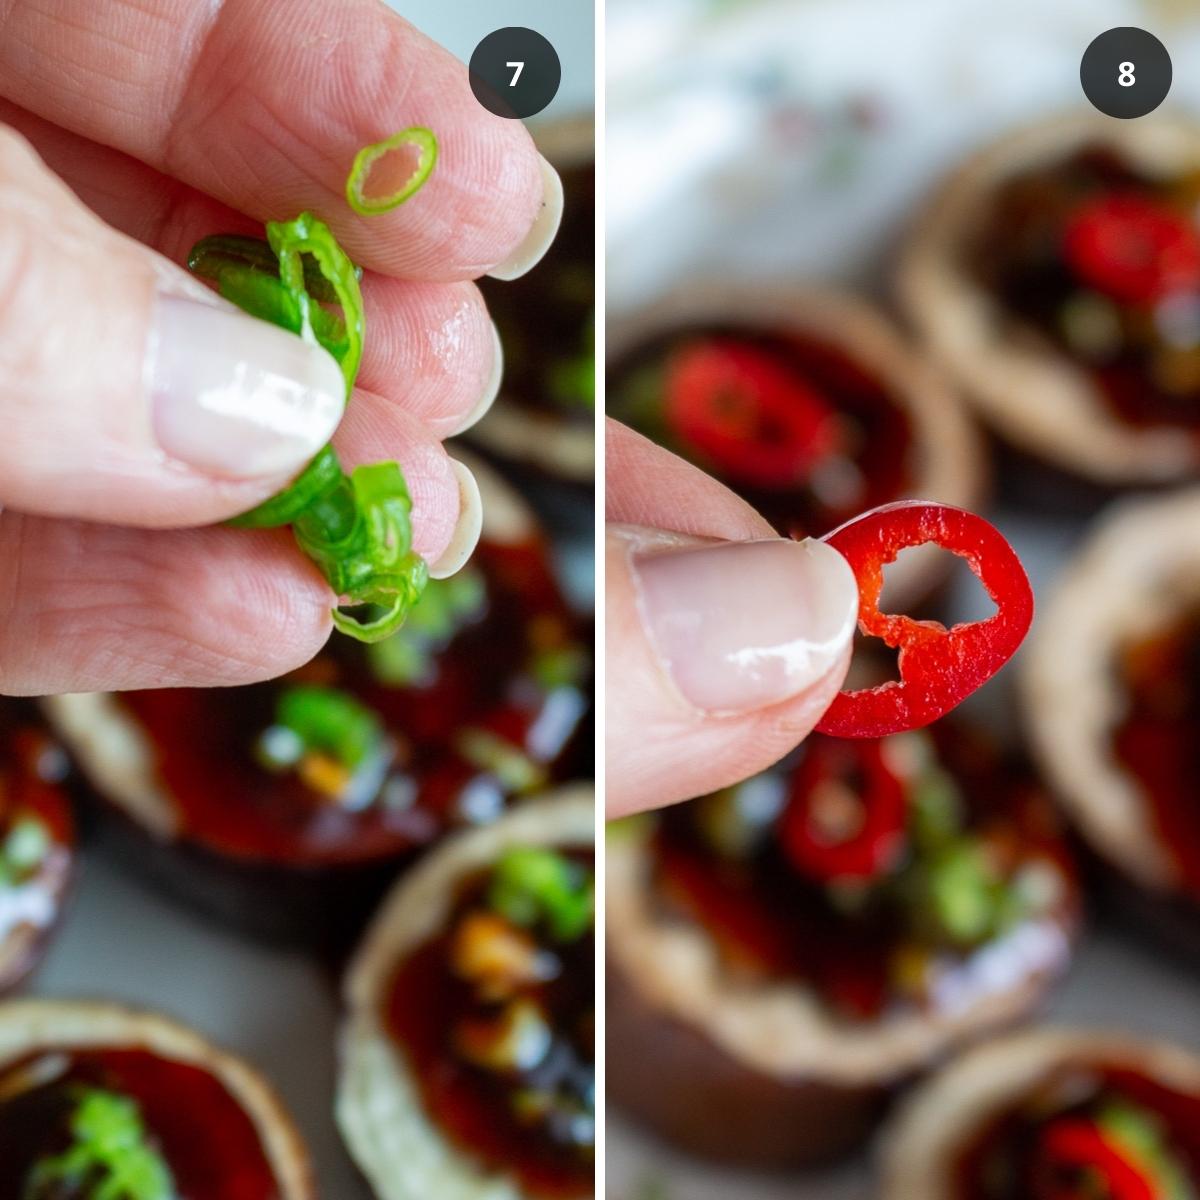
605, 419, 859, 818
0, 0, 561, 695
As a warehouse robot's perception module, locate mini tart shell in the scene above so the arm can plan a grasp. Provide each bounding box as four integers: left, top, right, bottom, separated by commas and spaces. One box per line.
0, 998, 313, 1198
40, 454, 540, 944
470, 113, 595, 484
880, 1027, 1200, 1200
606, 822, 1076, 1167
337, 788, 595, 1200
897, 111, 1200, 483
1023, 487, 1200, 933
606, 283, 984, 607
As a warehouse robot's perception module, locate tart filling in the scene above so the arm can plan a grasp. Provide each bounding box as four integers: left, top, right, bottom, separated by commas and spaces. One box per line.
969, 145, 1200, 442
0, 1001, 311, 1200
45, 470, 588, 868
952, 1062, 1200, 1198
0, 703, 73, 992
339, 791, 594, 1200
883, 1031, 1200, 1200
608, 725, 1077, 1082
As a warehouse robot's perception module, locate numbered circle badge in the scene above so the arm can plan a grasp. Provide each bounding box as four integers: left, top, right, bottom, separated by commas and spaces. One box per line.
1080, 27, 1172, 119
469, 27, 561, 120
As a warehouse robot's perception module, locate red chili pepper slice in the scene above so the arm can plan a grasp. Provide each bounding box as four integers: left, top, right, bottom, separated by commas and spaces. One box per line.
779, 737, 907, 882
816, 501, 1033, 739
1034, 1118, 1157, 1200
664, 338, 840, 487
1062, 193, 1200, 305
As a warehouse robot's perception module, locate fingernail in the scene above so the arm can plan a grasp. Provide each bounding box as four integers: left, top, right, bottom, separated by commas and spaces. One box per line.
449, 321, 504, 436
632, 537, 858, 714
487, 156, 564, 281
429, 459, 483, 579
148, 294, 346, 479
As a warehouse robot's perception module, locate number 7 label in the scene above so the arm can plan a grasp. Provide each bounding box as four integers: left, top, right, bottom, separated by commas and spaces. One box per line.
507, 61, 524, 86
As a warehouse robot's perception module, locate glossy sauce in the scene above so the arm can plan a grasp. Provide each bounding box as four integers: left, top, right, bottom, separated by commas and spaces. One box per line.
482, 160, 594, 423
118, 538, 588, 866
652, 728, 1076, 1021
952, 1065, 1200, 1197
608, 329, 912, 537
0, 701, 74, 989
1113, 612, 1200, 898
971, 146, 1200, 437
386, 863, 595, 1199
0, 1047, 281, 1199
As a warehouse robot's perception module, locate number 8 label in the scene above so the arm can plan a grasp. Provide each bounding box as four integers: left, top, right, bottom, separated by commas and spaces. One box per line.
1119, 61, 1136, 87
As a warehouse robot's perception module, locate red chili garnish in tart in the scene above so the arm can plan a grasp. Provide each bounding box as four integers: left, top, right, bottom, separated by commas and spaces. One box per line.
1034, 1117, 1157, 1200
1062, 193, 1200, 306
817, 502, 1034, 739
664, 338, 840, 487
779, 738, 907, 882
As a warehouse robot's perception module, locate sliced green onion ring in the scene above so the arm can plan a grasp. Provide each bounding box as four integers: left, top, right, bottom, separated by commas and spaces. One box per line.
345, 127, 439, 215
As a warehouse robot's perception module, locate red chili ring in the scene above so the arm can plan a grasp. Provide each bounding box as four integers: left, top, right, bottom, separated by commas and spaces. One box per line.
1035, 1118, 1157, 1200
816, 501, 1034, 739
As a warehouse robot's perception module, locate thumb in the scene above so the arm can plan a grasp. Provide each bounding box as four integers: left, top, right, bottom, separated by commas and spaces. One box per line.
605, 524, 858, 818
0, 126, 344, 527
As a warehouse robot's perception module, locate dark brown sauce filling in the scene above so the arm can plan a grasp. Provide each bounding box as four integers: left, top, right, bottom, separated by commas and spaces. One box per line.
951, 1064, 1200, 1197
607, 328, 912, 537
651, 727, 1076, 1022
970, 145, 1200, 437
482, 160, 594, 423
118, 539, 588, 866
1113, 612, 1200, 899
0, 1046, 280, 1199
386, 859, 594, 1198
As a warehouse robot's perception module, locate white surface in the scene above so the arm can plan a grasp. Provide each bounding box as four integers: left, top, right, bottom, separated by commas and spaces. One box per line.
606, 1, 1200, 1197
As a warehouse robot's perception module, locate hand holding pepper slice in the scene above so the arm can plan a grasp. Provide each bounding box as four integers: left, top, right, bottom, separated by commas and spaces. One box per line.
816, 501, 1033, 739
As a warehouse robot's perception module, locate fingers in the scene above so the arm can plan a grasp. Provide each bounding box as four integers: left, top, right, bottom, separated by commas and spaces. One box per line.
606, 418, 775, 540
0, 126, 349, 527
604, 428, 860, 818
0, 513, 333, 694
0, 100, 503, 433
0, 0, 558, 281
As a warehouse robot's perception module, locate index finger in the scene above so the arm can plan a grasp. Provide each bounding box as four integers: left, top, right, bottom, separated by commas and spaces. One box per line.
0, 0, 560, 281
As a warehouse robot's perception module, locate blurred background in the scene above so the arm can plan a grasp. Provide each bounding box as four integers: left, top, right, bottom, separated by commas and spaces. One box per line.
606, 1, 1200, 1198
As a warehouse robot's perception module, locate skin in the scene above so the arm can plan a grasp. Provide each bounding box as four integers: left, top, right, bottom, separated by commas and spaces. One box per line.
606, 419, 851, 818
0, 0, 546, 694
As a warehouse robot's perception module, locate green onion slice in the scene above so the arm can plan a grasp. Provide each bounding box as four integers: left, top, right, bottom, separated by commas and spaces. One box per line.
346, 127, 438, 215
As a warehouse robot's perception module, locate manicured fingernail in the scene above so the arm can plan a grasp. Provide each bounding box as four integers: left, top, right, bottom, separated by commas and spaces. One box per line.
487, 156, 564, 281
148, 294, 345, 479
632, 537, 858, 714
449, 322, 504, 436
429, 459, 483, 579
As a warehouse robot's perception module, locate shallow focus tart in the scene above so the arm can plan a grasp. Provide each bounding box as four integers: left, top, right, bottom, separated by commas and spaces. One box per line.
898, 113, 1200, 483
338, 788, 594, 1200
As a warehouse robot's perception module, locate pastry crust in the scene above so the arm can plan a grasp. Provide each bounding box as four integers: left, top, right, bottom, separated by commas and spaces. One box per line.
1023, 487, 1200, 893
880, 1028, 1200, 1200
470, 115, 595, 484
607, 282, 984, 605
337, 788, 595, 1200
41, 454, 537, 848
607, 830, 1070, 1090
0, 998, 313, 1198
897, 111, 1200, 482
